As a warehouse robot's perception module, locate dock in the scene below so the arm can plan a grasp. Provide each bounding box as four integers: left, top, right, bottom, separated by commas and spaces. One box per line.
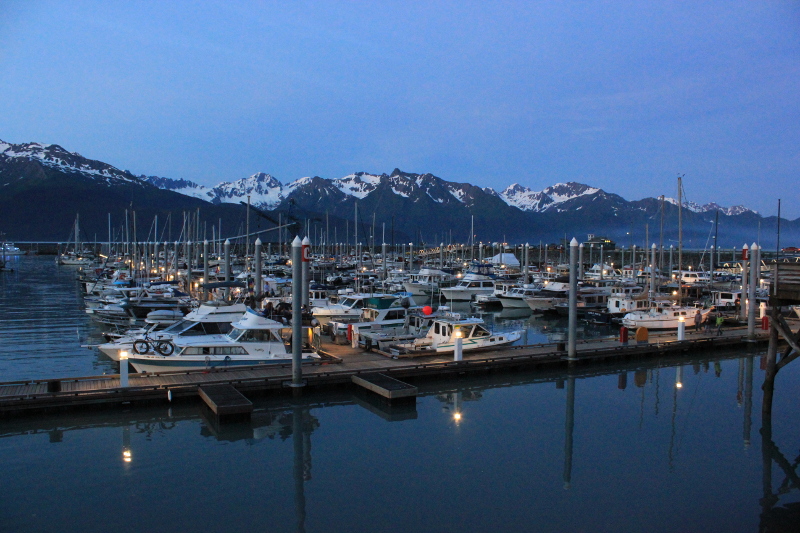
0, 325, 777, 417
199, 384, 253, 418
352, 373, 418, 401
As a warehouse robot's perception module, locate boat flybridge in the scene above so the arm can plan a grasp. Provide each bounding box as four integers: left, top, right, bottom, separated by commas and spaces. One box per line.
127, 308, 319, 373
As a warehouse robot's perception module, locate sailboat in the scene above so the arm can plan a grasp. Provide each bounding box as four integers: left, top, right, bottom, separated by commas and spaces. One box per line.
57, 213, 94, 266
621, 176, 713, 330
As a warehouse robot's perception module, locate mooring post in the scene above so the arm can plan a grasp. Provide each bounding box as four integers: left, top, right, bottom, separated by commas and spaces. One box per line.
224, 238, 231, 300
740, 244, 749, 323
567, 237, 578, 360
291, 236, 304, 389
203, 240, 209, 301
254, 238, 263, 300
748, 243, 758, 339
677, 317, 685, 341
302, 237, 310, 308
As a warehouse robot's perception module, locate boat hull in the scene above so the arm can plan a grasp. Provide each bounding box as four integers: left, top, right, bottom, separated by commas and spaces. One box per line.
129, 354, 316, 373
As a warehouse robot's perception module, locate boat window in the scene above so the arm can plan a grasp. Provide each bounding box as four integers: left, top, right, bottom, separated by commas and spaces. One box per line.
482, 282, 493, 288
473, 325, 490, 337
239, 329, 272, 342
180, 323, 207, 336
226, 328, 244, 341
162, 319, 194, 334
435, 323, 440, 334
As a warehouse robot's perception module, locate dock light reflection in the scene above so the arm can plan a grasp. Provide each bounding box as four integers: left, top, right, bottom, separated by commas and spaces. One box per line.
122, 426, 132, 466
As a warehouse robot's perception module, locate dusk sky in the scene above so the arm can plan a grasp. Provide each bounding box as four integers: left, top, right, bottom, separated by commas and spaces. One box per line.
1, 2, 797, 217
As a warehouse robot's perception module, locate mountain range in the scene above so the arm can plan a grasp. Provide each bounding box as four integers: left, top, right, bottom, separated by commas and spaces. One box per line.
0, 139, 792, 248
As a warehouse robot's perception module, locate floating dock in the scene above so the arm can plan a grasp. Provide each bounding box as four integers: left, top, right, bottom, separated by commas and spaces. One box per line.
0, 326, 776, 417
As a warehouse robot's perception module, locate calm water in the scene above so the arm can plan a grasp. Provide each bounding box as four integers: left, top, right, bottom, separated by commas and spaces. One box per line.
1, 256, 799, 532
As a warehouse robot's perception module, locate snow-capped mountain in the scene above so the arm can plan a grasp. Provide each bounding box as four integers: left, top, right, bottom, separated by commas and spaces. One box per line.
0, 140, 143, 187
663, 197, 756, 216
499, 182, 603, 212
1, 137, 781, 245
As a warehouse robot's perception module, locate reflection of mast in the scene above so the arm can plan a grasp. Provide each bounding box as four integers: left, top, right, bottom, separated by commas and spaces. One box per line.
293, 406, 307, 533
654, 367, 660, 417
563, 377, 575, 490
744, 356, 753, 448
737, 357, 744, 406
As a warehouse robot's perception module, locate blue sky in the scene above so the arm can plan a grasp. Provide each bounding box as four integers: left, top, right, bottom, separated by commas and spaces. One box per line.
1, 1, 798, 216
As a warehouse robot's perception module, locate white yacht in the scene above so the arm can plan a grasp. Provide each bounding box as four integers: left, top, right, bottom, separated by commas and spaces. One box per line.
127, 308, 319, 373
98, 301, 247, 361
439, 264, 496, 301
402, 268, 456, 297
496, 284, 542, 308
524, 280, 570, 313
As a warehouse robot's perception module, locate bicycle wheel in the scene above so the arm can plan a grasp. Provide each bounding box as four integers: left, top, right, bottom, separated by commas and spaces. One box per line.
154, 342, 174, 356
132, 340, 150, 355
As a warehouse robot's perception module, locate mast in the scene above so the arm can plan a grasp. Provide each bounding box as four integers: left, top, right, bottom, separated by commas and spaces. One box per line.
677, 175, 683, 307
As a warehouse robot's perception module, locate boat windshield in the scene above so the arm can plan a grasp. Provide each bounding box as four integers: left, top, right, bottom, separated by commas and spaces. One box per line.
340, 298, 362, 308
161, 320, 196, 334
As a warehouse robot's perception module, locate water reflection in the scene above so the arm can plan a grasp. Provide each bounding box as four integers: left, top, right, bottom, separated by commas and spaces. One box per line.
1, 350, 797, 532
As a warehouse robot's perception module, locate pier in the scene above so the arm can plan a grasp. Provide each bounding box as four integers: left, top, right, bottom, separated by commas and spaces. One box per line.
0, 324, 775, 417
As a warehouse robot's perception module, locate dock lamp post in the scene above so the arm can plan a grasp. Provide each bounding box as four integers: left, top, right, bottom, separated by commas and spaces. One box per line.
119, 350, 129, 388
677, 316, 686, 341
453, 327, 463, 362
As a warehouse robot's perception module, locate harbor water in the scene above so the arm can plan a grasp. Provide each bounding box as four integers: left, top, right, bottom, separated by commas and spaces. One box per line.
1, 256, 799, 532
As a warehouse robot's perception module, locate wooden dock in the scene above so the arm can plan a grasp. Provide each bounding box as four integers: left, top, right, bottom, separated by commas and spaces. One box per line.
0, 325, 776, 417
352, 373, 418, 400
199, 384, 253, 417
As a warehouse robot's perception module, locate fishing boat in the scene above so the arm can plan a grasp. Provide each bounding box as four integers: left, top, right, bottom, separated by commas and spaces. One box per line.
311, 292, 407, 325
127, 308, 319, 373
392, 312, 522, 353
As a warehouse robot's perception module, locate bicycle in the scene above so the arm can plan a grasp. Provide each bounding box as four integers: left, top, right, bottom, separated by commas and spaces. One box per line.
132, 331, 175, 356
